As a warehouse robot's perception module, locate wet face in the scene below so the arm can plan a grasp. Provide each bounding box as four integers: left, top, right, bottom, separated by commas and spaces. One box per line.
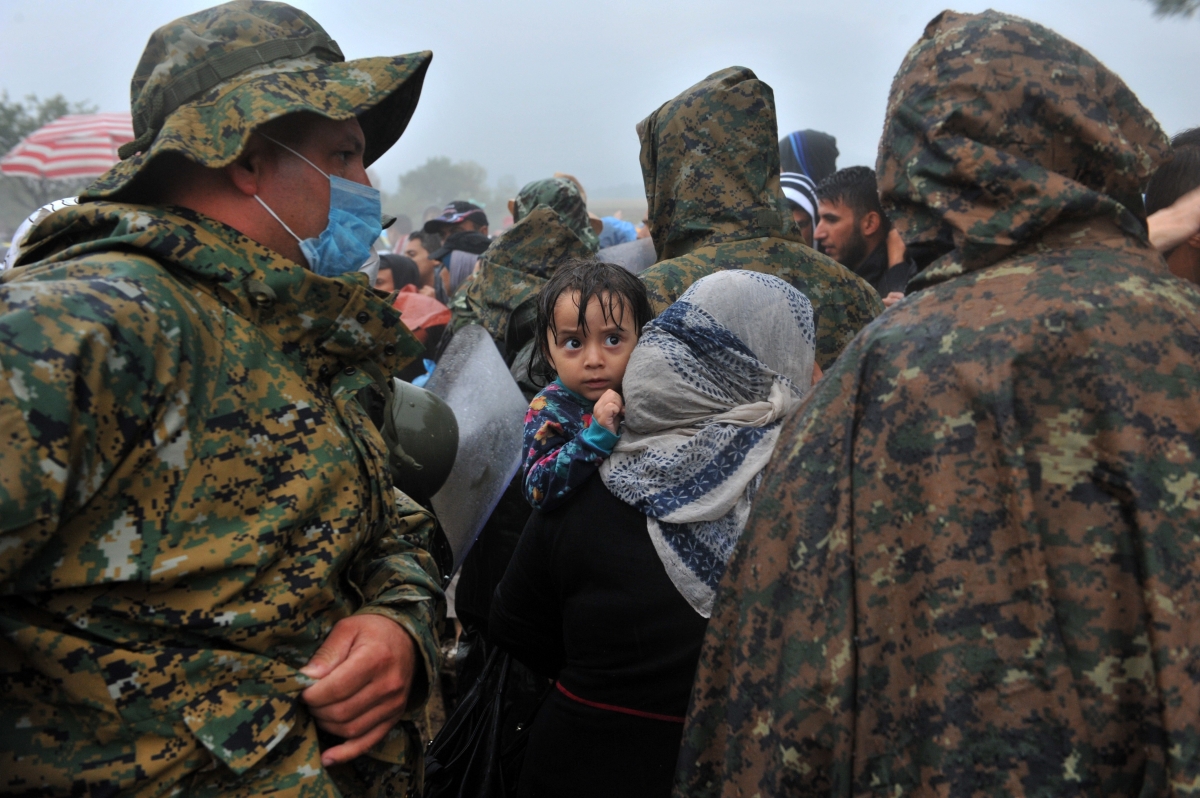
815, 198, 869, 269
545, 291, 637, 402
404, 239, 437, 287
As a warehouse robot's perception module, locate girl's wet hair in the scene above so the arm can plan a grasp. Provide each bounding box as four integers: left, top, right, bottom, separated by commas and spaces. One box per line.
533, 258, 653, 379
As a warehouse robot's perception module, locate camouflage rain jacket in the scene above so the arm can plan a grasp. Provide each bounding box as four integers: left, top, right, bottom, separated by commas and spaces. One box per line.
0, 201, 444, 796
678, 11, 1200, 797
451, 178, 596, 352
636, 67, 881, 370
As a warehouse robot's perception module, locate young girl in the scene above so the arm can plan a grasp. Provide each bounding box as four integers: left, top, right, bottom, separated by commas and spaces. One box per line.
521, 260, 653, 510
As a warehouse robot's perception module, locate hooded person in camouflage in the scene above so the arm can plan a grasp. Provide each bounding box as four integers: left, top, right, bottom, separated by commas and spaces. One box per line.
0, 2, 447, 796
677, 10, 1200, 797
450, 176, 599, 359
636, 67, 882, 371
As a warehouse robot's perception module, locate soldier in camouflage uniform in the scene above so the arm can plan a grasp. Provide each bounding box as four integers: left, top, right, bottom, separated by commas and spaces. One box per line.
636, 67, 882, 370
677, 11, 1200, 797
0, 3, 446, 796
451, 176, 598, 355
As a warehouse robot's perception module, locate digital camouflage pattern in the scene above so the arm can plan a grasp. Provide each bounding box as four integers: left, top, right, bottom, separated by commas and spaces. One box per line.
85, 0, 432, 197
0, 201, 444, 797
677, 11, 1200, 797
450, 205, 594, 345
635, 67, 881, 370
511, 177, 600, 254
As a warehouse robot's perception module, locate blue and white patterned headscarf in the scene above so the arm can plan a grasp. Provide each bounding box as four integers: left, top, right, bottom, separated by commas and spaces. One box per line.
600, 271, 817, 616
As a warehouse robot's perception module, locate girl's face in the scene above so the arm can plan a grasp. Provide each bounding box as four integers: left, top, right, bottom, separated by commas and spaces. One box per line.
545, 291, 637, 402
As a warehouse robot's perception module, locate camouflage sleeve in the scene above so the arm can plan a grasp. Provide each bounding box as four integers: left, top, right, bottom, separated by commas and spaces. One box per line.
348, 489, 445, 712
0, 259, 183, 583
808, 268, 884, 370
448, 273, 479, 333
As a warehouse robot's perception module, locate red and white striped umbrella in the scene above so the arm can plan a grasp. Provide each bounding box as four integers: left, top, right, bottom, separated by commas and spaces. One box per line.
0, 113, 134, 181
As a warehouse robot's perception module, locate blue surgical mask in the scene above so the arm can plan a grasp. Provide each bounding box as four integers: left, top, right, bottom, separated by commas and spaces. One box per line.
254, 135, 383, 277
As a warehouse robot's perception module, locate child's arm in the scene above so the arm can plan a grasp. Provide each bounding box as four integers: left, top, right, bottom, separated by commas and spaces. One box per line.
521, 401, 618, 511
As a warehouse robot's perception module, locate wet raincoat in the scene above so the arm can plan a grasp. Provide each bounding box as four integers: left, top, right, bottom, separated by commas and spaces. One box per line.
636, 67, 881, 370
678, 11, 1200, 797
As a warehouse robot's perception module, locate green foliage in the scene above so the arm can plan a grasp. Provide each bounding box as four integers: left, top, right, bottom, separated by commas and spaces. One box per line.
383, 156, 518, 228
1145, 0, 1199, 16
0, 92, 98, 238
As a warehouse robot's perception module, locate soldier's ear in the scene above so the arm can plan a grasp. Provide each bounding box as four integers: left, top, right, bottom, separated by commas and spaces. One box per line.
225, 135, 273, 198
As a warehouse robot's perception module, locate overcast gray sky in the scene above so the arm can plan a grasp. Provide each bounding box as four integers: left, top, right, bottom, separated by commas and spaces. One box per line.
1, 0, 1196, 197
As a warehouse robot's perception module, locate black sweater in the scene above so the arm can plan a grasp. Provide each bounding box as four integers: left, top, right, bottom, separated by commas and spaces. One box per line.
490, 473, 709, 718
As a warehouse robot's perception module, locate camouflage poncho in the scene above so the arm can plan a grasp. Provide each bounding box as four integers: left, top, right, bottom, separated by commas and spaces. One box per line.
678, 11, 1200, 797
636, 67, 881, 370
451, 205, 593, 348
0, 202, 444, 796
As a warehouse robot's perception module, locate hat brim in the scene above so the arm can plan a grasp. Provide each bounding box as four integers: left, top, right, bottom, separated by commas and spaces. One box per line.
84, 50, 433, 199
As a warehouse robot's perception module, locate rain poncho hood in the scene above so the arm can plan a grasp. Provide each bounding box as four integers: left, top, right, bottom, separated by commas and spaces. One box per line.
512, 177, 599, 253
638, 66, 794, 262
635, 66, 882, 369
451, 205, 593, 349
878, 9, 1170, 289
677, 11, 1200, 797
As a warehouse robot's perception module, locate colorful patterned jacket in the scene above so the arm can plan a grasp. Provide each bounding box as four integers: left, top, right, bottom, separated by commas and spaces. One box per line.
521, 379, 618, 511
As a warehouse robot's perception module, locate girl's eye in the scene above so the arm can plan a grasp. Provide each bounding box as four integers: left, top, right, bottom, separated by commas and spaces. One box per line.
563, 338, 582, 350
605, 334, 622, 346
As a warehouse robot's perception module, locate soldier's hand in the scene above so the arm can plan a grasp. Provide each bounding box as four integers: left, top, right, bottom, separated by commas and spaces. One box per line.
593, 389, 624, 434
299, 613, 418, 767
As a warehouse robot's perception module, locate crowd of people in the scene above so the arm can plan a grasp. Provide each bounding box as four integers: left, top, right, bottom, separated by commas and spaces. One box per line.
1, 1, 1200, 797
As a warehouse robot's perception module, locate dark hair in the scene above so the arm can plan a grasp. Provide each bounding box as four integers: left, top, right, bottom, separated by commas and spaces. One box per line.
532, 259, 653, 380
1146, 127, 1200, 216
405, 230, 442, 254
816, 165, 889, 231
378, 253, 420, 290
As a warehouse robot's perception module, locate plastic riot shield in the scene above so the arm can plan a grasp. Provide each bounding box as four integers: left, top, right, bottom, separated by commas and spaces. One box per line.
426, 324, 528, 573
596, 236, 656, 275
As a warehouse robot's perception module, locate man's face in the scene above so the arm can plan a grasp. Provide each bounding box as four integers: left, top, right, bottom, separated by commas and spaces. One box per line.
255, 115, 371, 244
815, 199, 868, 269
446, 218, 487, 237
404, 239, 438, 287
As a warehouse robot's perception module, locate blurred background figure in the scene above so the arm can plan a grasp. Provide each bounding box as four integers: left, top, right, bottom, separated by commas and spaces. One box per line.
1146, 127, 1200, 285
403, 229, 445, 296
375, 252, 421, 292
778, 128, 839, 186
423, 200, 491, 302
779, 171, 818, 247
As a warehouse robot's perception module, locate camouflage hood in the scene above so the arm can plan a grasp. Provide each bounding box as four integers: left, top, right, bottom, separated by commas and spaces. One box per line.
452, 205, 593, 345
878, 9, 1170, 286
512, 177, 599, 253
638, 66, 796, 261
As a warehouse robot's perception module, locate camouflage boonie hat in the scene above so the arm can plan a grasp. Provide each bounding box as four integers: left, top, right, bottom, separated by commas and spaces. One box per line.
83, 0, 432, 198
512, 177, 600, 253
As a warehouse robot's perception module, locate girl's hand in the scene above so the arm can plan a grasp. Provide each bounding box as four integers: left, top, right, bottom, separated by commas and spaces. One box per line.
593, 389, 625, 434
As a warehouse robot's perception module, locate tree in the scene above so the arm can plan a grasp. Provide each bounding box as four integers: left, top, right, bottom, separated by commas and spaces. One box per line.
1145, 0, 1199, 16
383, 156, 517, 229
0, 92, 97, 237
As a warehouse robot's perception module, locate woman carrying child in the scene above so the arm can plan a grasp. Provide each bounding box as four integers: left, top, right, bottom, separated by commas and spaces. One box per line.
491, 267, 823, 797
